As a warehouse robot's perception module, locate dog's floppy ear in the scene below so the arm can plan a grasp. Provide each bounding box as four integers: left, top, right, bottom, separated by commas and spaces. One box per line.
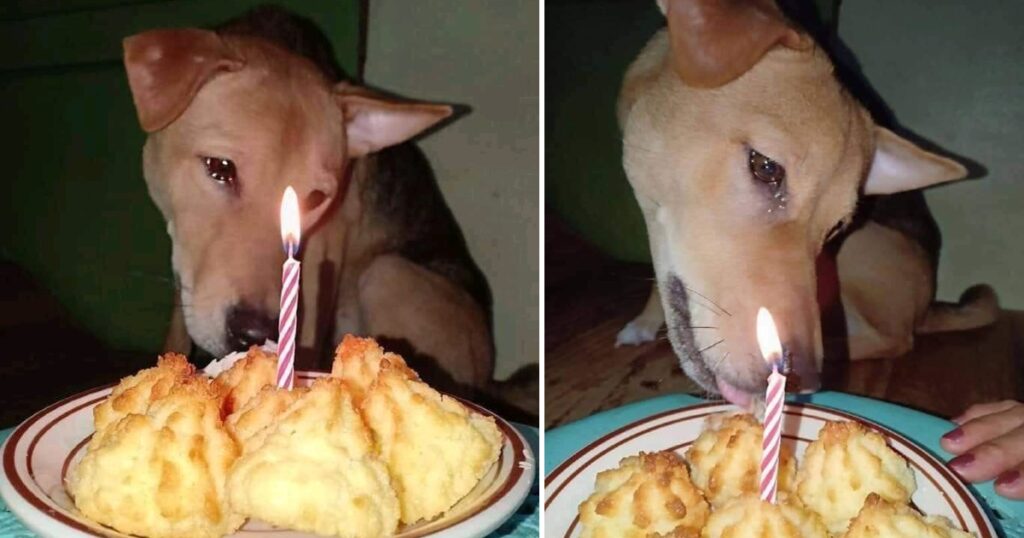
658, 0, 811, 88
123, 29, 244, 132
334, 83, 452, 157
863, 127, 969, 195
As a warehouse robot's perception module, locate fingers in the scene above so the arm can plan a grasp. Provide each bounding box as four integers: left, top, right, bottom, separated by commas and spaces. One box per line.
941, 404, 1024, 455
952, 400, 1020, 425
947, 425, 1024, 483
994, 465, 1024, 500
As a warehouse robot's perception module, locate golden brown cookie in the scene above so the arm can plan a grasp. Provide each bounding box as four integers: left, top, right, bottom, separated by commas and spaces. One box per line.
796, 421, 916, 534
843, 494, 975, 538
224, 384, 304, 450
701, 495, 829, 538
69, 377, 243, 538
578, 451, 709, 538
92, 353, 194, 437
330, 334, 417, 401
361, 364, 502, 524
226, 378, 399, 538
211, 345, 278, 416
685, 413, 797, 508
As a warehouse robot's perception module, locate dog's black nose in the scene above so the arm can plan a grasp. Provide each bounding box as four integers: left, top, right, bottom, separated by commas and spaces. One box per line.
225, 305, 277, 351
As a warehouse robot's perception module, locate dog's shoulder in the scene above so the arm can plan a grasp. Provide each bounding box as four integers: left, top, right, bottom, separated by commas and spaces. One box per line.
359, 144, 491, 310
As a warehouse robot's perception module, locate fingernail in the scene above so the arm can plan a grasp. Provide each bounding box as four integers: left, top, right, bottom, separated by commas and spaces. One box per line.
942, 428, 964, 443
996, 470, 1021, 488
949, 453, 975, 470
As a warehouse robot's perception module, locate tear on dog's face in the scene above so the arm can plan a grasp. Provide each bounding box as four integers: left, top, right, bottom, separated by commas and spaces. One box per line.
621, 0, 967, 407
123, 29, 449, 356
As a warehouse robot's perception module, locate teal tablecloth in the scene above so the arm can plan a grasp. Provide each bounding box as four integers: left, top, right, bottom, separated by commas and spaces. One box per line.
546, 391, 1024, 538
0, 425, 539, 538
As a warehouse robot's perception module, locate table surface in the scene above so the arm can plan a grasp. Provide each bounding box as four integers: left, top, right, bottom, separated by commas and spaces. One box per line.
545, 392, 1024, 538
0, 425, 538, 538
545, 214, 1024, 428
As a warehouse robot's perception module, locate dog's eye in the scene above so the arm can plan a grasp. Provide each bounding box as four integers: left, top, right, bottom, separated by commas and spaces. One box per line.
202, 157, 237, 187
749, 149, 785, 187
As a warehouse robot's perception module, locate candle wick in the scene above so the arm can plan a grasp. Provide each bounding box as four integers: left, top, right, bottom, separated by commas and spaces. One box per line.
284, 238, 298, 258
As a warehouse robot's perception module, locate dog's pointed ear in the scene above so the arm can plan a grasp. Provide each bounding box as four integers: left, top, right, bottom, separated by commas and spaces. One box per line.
658, 0, 812, 88
334, 83, 452, 157
864, 127, 969, 195
123, 29, 244, 132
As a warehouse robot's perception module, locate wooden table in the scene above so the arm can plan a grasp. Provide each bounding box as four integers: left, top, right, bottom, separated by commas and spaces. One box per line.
545, 215, 1024, 429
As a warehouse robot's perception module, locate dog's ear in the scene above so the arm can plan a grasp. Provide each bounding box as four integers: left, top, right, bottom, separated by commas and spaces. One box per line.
334, 84, 452, 157
658, 0, 812, 88
863, 127, 969, 195
123, 29, 244, 132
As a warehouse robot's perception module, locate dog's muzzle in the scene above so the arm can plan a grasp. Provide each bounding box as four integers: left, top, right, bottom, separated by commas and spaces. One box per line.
225, 304, 277, 351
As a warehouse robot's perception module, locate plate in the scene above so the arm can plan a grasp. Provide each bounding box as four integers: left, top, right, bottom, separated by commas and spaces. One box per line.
1, 371, 534, 538
544, 402, 996, 537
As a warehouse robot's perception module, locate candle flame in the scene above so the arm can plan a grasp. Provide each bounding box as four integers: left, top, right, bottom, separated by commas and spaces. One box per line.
280, 186, 301, 251
756, 307, 782, 363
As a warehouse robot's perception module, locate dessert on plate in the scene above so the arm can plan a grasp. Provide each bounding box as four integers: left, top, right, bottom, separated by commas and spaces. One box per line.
578, 451, 709, 538
842, 493, 974, 538
701, 495, 828, 538
66, 336, 504, 538
795, 421, 916, 534
685, 413, 797, 508
68, 357, 244, 538
578, 411, 975, 538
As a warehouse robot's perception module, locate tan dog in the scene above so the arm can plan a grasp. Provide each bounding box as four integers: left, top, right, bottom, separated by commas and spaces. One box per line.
123, 9, 492, 393
616, 0, 996, 409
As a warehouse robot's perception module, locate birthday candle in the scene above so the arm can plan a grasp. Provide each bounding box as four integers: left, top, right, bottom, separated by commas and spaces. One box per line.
277, 186, 301, 390
756, 307, 786, 503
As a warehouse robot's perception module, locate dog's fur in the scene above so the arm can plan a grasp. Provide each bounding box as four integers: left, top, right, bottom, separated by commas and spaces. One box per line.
616, 0, 997, 408
123, 9, 493, 394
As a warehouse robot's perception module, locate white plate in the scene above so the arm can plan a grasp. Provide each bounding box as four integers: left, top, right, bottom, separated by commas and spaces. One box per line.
1, 371, 535, 538
544, 402, 995, 537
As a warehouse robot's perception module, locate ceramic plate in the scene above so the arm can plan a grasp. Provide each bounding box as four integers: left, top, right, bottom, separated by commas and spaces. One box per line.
545, 402, 995, 537
1, 371, 534, 538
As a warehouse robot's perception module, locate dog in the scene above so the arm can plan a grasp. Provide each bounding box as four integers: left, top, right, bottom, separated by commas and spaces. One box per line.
615, 0, 997, 409
122, 8, 493, 395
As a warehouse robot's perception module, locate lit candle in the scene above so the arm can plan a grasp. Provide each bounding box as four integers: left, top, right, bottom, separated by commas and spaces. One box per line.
277, 186, 301, 390
756, 307, 786, 504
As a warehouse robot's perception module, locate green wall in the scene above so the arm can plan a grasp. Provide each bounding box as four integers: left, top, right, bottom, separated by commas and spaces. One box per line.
545, 0, 659, 263
365, 0, 539, 378
0, 0, 361, 353
839, 0, 1024, 307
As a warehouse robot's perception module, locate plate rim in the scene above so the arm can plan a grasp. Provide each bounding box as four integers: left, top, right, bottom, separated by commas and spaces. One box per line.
1, 370, 535, 538
543, 401, 994, 537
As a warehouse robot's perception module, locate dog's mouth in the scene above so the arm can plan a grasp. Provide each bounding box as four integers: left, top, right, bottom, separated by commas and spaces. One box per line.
664, 275, 759, 411
715, 376, 755, 410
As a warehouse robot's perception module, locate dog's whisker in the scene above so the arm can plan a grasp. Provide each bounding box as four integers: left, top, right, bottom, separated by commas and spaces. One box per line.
697, 339, 724, 354
682, 285, 731, 317
711, 351, 731, 372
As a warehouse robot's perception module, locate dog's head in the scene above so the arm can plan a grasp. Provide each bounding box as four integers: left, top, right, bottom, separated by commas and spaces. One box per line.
123, 27, 450, 356
621, 0, 967, 407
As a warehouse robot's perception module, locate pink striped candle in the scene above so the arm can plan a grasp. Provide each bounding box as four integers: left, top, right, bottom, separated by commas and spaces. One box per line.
277, 186, 301, 390
756, 307, 786, 504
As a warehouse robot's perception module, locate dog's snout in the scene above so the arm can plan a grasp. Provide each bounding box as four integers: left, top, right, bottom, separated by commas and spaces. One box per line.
225, 305, 277, 351
782, 345, 821, 394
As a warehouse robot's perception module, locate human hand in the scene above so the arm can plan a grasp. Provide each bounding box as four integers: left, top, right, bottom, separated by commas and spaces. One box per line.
941, 400, 1024, 499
